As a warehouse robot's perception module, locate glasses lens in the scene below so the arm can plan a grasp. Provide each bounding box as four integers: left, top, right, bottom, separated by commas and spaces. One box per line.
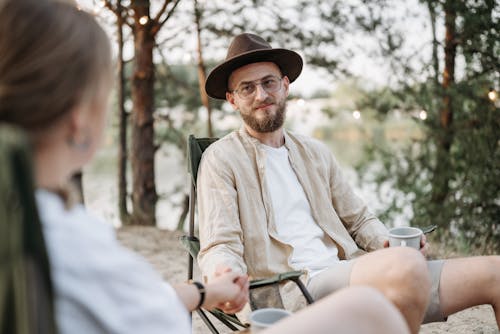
239, 84, 255, 98
262, 77, 280, 92
236, 76, 282, 99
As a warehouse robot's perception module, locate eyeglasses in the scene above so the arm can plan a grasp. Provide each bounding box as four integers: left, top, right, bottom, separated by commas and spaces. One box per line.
230, 75, 283, 99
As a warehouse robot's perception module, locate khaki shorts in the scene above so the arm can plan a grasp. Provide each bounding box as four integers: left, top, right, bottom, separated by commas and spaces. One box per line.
306, 260, 446, 323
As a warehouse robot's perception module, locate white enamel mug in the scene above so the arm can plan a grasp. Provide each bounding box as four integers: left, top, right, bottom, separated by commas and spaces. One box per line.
388, 226, 423, 250
250, 308, 291, 333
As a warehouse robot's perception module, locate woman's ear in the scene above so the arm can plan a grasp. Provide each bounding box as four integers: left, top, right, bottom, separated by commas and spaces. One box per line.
66, 104, 91, 151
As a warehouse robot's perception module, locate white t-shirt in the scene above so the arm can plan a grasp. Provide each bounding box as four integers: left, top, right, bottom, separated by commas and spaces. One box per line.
263, 145, 340, 277
36, 190, 190, 334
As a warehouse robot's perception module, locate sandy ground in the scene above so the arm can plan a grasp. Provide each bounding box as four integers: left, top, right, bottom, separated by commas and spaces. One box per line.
116, 226, 498, 334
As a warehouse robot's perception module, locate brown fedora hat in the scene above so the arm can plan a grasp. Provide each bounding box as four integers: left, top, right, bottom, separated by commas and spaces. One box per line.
205, 33, 303, 100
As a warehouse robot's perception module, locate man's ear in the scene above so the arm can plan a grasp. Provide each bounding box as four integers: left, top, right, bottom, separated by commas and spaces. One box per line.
226, 92, 238, 110
283, 76, 290, 97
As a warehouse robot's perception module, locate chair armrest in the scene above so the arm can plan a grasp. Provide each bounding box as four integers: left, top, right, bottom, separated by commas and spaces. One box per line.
249, 270, 304, 289
179, 235, 200, 260
250, 270, 314, 306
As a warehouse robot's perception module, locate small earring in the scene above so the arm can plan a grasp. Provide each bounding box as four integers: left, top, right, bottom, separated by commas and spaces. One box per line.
67, 128, 91, 151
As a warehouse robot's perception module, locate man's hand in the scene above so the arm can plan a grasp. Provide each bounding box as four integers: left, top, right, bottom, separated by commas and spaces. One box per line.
419, 234, 428, 256
383, 234, 428, 256
204, 268, 249, 313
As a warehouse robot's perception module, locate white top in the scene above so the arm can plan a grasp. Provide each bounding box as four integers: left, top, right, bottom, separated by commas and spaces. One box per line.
36, 190, 190, 334
263, 145, 339, 277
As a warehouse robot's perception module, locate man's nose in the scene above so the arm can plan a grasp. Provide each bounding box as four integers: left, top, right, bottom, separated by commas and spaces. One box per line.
253, 83, 269, 101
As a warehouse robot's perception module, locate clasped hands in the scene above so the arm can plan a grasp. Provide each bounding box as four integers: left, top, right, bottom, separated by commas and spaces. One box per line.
203, 266, 249, 314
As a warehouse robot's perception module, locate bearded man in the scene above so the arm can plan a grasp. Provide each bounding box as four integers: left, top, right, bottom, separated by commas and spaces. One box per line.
196, 33, 500, 334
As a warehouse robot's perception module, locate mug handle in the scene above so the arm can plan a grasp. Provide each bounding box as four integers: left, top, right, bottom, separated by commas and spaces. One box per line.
401, 240, 407, 247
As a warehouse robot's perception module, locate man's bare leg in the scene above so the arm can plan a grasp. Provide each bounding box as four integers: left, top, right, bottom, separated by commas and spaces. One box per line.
262, 286, 410, 334
349, 247, 431, 334
439, 256, 500, 327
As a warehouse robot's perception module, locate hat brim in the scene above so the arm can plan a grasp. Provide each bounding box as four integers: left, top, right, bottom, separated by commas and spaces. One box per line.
205, 48, 303, 100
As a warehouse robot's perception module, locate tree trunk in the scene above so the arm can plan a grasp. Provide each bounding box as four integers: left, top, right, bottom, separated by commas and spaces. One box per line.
426, 0, 440, 86
440, 0, 455, 133
194, 0, 213, 137
431, 0, 456, 207
130, 0, 157, 225
117, 0, 130, 224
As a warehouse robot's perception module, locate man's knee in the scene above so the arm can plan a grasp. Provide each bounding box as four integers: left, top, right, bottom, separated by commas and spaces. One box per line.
383, 248, 430, 306
384, 248, 429, 282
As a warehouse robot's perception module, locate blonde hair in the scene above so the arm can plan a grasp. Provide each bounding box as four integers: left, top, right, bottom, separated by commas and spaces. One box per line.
0, 0, 112, 132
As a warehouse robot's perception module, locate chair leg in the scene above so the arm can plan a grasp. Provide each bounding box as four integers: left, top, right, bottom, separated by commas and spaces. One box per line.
196, 309, 220, 334
292, 277, 314, 305
187, 181, 196, 282
188, 181, 196, 238
188, 254, 194, 324
208, 311, 241, 331
188, 254, 194, 281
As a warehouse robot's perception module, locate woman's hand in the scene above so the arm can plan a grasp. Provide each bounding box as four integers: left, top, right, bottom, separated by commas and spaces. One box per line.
204, 268, 249, 313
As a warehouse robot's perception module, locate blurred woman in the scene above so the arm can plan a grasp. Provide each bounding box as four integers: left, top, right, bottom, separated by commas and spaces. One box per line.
0, 0, 409, 333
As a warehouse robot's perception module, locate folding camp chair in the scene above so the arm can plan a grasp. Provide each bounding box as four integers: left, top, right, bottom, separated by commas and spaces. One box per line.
0, 125, 58, 334
180, 134, 313, 333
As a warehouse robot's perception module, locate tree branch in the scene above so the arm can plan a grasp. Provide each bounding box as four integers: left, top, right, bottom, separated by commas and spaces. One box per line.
153, 0, 171, 24
153, 0, 182, 36
103, 0, 135, 30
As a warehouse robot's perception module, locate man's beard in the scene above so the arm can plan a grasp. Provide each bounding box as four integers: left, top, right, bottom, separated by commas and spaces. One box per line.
240, 98, 286, 133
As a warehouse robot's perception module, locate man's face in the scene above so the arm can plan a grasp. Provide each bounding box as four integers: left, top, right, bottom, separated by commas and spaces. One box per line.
226, 62, 290, 133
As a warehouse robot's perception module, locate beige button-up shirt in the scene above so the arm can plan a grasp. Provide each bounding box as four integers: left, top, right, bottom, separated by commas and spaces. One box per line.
197, 128, 388, 280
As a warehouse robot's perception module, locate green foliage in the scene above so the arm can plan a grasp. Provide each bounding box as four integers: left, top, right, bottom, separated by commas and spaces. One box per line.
355, 0, 500, 254
357, 82, 499, 254
195, 0, 398, 80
